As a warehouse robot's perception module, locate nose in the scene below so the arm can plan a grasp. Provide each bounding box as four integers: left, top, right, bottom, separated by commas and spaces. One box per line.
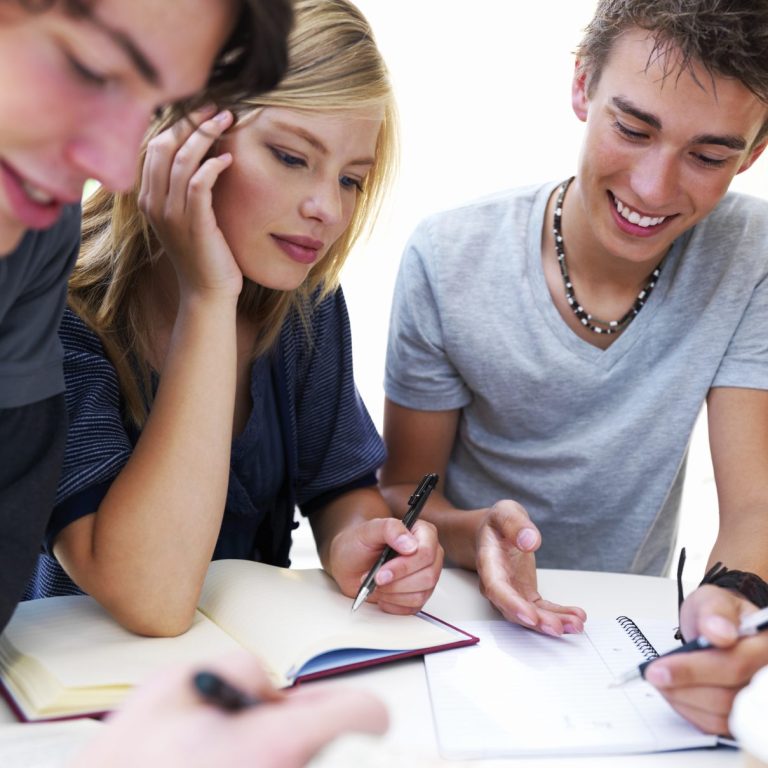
630, 147, 680, 210
65, 102, 154, 192
299, 178, 344, 227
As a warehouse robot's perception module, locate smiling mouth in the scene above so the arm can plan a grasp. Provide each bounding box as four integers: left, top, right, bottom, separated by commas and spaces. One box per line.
21, 179, 55, 206
612, 193, 668, 228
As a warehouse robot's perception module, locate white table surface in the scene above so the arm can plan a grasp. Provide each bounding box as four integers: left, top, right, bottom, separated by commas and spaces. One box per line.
0, 568, 742, 767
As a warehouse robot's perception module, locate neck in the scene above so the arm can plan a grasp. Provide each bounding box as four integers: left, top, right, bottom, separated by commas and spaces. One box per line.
554, 177, 663, 290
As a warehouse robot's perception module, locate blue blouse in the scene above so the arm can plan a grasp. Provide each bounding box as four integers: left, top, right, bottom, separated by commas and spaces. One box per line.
25, 288, 385, 599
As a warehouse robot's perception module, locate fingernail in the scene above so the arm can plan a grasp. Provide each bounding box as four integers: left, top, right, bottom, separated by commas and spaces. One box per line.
563, 622, 583, 634
517, 612, 536, 627
376, 569, 393, 585
517, 528, 537, 550
395, 534, 417, 553
645, 664, 671, 686
214, 110, 231, 123
540, 624, 562, 637
704, 615, 738, 641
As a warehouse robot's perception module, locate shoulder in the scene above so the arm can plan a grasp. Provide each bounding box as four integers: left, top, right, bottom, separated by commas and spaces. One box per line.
695, 191, 768, 235
403, 182, 551, 274
60, 306, 106, 356
684, 192, 768, 271
415, 182, 546, 241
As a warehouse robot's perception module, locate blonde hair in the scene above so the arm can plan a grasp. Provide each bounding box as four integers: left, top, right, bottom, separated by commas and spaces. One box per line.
71, 0, 398, 426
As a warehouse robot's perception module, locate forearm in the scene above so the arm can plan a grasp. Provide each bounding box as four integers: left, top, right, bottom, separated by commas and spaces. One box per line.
57, 294, 238, 636
379, 482, 483, 570
708, 507, 768, 582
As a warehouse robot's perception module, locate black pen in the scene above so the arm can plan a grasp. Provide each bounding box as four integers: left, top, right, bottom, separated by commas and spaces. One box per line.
351, 472, 439, 612
193, 670, 262, 711
612, 604, 768, 686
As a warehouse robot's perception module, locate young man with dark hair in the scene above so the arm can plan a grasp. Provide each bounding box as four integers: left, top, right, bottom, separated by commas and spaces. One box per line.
382, 0, 768, 734
0, 0, 291, 635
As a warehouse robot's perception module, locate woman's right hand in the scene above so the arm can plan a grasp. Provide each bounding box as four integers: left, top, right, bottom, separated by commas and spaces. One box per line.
138, 107, 243, 302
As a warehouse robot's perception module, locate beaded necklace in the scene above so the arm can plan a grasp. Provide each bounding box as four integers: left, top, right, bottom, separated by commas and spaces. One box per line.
553, 177, 662, 336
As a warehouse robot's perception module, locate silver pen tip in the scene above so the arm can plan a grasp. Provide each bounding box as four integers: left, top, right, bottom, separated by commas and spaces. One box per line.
351, 587, 369, 612
609, 668, 640, 688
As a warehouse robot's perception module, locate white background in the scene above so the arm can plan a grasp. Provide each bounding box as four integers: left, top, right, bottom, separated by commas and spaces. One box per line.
292, 0, 768, 575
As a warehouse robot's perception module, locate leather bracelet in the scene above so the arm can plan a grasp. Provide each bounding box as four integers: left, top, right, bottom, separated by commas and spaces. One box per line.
673, 547, 768, 642
700, 561, 768, 609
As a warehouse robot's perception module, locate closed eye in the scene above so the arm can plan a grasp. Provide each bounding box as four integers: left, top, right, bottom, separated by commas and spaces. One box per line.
614, 120, 647, 141
691, 152, 728, 168
66, 53, 110, 88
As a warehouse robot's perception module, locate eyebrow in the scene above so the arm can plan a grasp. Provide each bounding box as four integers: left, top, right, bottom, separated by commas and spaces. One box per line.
87, 15, 160, 86
272, 121, 376, 166
612, 96, 747, 151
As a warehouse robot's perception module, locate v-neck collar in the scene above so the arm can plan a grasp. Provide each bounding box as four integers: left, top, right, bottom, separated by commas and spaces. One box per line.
525, 181, 682, 369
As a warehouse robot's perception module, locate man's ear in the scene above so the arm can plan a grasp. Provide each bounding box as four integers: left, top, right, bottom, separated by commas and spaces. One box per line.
572, 60, 590, 123
737, 137, 768, 175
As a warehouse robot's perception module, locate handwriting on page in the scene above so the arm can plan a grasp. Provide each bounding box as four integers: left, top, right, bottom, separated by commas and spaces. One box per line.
424, 619, 709, 759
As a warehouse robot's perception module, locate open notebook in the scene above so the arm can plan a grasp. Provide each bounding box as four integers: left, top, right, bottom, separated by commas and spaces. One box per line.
425, 615, 725, 758
0, 560, 476, 722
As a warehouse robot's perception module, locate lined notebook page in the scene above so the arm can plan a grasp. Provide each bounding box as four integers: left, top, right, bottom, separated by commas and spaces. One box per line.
425, 618, 716, 759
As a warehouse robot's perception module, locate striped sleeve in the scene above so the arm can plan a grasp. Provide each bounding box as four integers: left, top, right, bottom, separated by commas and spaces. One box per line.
284, 288, 386, 511
53, 309, 133, 514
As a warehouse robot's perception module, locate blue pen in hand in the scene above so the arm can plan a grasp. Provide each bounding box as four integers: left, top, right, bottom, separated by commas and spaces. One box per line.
612, 604, 768, 686
351, 472, 439, 612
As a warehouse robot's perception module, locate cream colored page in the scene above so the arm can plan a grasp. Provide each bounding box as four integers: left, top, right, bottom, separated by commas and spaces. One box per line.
0, 720, 103, 768
3, 595, 242, 689
198, 560, 461, 684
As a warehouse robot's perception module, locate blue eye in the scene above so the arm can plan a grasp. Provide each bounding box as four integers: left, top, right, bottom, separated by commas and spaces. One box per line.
340, 175, 363, 192
270, 147, 306, 168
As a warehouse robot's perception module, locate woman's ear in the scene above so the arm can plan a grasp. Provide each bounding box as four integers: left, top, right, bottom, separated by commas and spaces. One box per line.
572, 60, 590, 123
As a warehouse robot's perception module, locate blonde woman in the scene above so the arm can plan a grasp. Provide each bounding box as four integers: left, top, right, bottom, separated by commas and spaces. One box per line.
27, 0, 443, 636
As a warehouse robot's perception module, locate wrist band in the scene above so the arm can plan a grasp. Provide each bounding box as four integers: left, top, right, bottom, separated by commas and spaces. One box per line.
673, 547, 768, 642
700, 561, 768, 609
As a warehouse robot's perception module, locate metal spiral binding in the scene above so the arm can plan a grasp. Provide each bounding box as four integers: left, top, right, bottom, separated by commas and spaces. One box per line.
616, 615, 659, 661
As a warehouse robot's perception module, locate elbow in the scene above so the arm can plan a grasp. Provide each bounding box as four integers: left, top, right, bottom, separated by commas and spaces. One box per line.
110, 602, 198, 638
97, 587, 199, 638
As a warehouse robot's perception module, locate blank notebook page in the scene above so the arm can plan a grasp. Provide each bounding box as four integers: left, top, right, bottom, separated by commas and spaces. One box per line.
425, 618, 716, 759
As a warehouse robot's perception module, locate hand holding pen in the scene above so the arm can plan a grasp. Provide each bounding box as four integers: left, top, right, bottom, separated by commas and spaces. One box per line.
352, 473, 439, 612
614, 604, 768, 686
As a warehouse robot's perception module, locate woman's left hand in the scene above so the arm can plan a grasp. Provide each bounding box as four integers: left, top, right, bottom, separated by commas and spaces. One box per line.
329, 518, 444, 614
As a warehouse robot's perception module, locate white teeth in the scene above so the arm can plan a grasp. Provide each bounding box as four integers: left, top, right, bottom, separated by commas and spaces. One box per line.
614, 196, 666, 227
22, 180, 53, 205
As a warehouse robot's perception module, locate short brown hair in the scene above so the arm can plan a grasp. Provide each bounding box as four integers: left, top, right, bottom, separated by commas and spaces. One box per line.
17, 0, 294, 109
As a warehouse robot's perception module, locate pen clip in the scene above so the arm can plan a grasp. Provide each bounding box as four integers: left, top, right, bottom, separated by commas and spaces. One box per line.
407, 472, 437, 506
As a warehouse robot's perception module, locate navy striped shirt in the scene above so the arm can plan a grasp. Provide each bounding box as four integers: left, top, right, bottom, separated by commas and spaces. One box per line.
25, 287, 385, 599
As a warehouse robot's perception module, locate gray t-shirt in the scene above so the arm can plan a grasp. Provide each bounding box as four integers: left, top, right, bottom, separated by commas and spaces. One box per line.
0, 204, 80, 408
385, 182, 768, 576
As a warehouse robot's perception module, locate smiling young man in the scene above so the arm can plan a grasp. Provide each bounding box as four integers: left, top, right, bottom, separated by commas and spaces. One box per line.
381, 0, 768, 735
0, 0, 293, 634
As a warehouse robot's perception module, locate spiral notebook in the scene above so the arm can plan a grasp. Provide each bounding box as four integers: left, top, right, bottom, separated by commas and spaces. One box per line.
425, 616, 726, 758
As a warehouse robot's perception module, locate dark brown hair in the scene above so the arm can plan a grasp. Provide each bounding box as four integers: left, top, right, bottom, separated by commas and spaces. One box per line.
577, 0, 768, 146
16, 0, 294, 110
